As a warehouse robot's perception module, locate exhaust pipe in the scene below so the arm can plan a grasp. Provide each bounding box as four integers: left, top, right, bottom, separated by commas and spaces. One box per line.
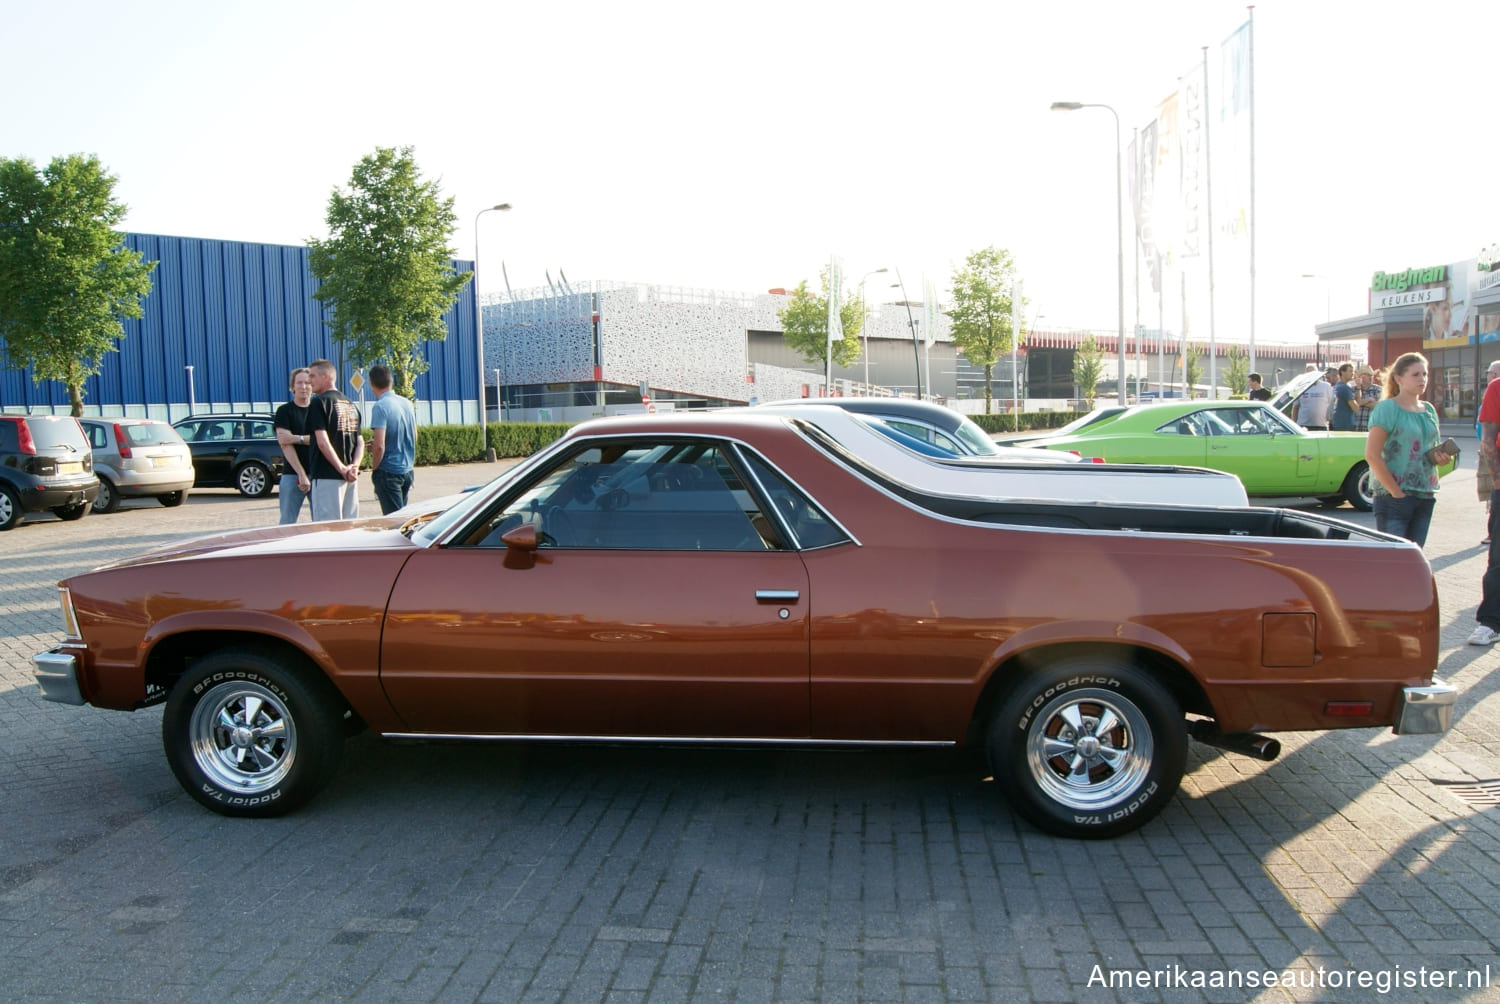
1188, 721, 1281, 762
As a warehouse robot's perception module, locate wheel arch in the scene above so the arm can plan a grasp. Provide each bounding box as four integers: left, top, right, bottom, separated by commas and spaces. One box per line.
966, 640, 1213, 748
142, 628, 370, 729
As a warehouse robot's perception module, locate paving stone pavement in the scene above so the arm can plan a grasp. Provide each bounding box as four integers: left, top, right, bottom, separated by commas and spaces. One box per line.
1, 461, 1497, 1002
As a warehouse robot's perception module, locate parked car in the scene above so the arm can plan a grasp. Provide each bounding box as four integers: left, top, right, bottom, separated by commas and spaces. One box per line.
991, 406, 1130, 445
0, 415, 98, 530
78, 418, 195, 513
172, 414, 283, 497
35, 411, 1452, 837
1022, 399, 1391, 510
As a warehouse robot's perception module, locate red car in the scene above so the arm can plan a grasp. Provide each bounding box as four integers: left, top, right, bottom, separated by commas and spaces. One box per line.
33, 412, 1455, 838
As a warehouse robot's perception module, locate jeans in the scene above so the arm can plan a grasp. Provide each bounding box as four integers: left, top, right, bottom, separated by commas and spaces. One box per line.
372, 467, 414, 515
278, 474, 309, 525
1479, 491, 1500, 629
310, 477, 358, 522
1372, 493, 1435, 547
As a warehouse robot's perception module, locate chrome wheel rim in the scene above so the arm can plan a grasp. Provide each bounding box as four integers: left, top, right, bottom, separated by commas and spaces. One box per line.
189, 680, 297, 792
1357, 468, 1373, 508
1025, 687, 1153, 810
94, 480, 111, 511
0, 493, 13, 523
238, 464, 267, 495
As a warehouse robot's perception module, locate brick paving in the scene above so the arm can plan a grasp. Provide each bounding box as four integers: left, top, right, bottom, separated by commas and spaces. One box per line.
1, 461, 1497, 1002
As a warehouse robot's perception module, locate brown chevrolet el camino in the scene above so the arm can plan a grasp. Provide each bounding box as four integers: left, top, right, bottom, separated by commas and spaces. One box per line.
33, 412, 1456, 838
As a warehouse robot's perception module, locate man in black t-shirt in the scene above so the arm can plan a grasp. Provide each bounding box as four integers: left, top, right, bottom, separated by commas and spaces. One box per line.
307, 358, 364, 521
273, 366, 317, 524
1247, 373, 1272, 402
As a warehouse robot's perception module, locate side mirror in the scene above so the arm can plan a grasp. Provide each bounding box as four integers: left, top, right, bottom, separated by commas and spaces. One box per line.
500, 523, 539, 552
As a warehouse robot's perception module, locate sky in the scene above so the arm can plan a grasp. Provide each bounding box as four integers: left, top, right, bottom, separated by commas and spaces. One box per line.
4, 0, 1497, 351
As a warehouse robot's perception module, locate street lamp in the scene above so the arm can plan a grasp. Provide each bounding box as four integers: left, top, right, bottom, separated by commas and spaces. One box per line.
1301, 273, 1330, 367
892, 269, 922, 399
859, 267, 888, 391
1051, 101, 1126, 404
474, 202, 512, 458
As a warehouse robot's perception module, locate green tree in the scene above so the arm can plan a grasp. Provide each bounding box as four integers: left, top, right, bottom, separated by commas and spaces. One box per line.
946, 246, 1020, 414
0, 155, 155, 416
1184, 348, 1203, 397
1072, 333, 1104, 405
776, 268, 864, 370
307, 146, 468, 399
1224, 345, 1249, 397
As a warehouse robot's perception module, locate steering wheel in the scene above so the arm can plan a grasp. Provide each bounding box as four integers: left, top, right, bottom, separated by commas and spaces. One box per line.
541, 505, 576, 547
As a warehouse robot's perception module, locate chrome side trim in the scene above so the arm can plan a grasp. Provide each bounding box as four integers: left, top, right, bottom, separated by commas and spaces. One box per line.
1392, 678, 1457, 735
33, 649, 85, 706
380, 732, 954, 748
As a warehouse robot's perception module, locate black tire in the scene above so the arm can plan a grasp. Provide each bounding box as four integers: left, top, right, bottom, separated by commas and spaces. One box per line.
162, 648, 345, 817
235, 461, 273, 498
93, 477, 120, 514
1342, 461, 1373, 512
988, 656, 1186, 839
52, 502, 88, 521
157, 490, 187, 507
0, 485, 21, 530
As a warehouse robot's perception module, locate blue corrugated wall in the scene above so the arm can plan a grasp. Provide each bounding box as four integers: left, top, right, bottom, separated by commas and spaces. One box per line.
0, 233, 478, 423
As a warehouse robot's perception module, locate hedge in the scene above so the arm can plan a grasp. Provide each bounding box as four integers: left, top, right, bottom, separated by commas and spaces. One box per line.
355, 422, 573, 466
968, 411, 1088, 435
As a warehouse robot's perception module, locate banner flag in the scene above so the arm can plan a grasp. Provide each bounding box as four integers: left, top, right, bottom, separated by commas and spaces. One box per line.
1179, 65, 1205, 260
1133, 119, 1162, 294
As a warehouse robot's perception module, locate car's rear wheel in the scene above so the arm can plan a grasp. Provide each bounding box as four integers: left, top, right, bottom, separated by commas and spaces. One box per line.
235, 460, 273, 498
52, 502, 88, 521
988, 656, 1186, 839
93, 477, 120, 514
162, 649, 344, 817
157, 490, 187, 507
0, 485, 22, 530
1343, 461, 1373, 512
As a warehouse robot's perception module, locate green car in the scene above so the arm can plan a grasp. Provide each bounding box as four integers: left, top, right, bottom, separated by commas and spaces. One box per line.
1026, 398, 1378, 510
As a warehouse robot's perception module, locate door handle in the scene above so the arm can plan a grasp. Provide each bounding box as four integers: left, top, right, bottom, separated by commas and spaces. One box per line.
755, 589, 800, 602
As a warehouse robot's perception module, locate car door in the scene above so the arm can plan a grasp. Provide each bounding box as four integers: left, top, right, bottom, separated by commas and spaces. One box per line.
1203, 406, 1310, 493
183, 419, 235, 485
380, 437, 812, 738
1141, 412, 1211, 465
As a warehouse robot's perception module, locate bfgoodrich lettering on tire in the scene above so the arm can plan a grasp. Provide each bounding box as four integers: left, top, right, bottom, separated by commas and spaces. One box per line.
989, 656, 1186, 839
162, 648, 344, 817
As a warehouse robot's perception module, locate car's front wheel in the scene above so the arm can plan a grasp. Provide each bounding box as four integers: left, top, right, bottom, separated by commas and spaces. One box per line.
93, 477, 120, 514
1343, 461, 1373, 512
162, 649, 345, 817
157, 490, 187, 507
988, 656, 1186, 839
235, 460, 273, 498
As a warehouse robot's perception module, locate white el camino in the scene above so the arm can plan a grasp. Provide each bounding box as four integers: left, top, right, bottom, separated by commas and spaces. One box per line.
393, 406, 1248, 520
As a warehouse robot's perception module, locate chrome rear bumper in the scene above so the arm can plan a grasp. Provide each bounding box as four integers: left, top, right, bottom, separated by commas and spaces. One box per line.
1392, 678, 1457, 735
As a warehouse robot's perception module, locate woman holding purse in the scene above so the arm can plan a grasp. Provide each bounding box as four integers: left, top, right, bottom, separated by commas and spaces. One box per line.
1364, 352, 1454, 547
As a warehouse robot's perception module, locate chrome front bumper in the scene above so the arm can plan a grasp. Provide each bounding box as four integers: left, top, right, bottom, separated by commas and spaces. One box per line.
33, 649, 86, 706
1392, 678, 1458, 735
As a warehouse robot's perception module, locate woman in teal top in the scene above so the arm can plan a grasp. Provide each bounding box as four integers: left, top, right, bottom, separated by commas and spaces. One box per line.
1364, 352, 1452, 546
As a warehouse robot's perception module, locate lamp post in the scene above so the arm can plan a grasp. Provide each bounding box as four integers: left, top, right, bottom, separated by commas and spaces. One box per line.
859, 267, 888, 392
1301, 273, 1330, 368
1051, 101, 1126, 405
892, 269, 922, 399
474, 202, 512, 458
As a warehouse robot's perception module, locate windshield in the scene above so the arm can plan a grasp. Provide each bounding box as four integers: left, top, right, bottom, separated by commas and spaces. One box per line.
951, 415, 1001, 456
122, 422, 185, 447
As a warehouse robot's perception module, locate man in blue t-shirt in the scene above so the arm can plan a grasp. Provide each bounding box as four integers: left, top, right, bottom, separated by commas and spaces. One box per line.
1331, 363, 1357, 431
368, 364, 418, 514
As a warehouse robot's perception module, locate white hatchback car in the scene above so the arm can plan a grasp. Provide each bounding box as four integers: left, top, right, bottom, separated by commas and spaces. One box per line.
79, 418, 196, 512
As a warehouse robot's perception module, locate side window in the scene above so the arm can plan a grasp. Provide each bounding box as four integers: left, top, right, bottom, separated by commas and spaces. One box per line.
249, 422, 274, 439
89, 424, 108, 449
740, 451, 849, 550
459, 440, 777, 551
176, 422, 200, 442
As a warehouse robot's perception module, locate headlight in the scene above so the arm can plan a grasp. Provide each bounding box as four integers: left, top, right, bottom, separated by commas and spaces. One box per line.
58, 586, 80, 640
